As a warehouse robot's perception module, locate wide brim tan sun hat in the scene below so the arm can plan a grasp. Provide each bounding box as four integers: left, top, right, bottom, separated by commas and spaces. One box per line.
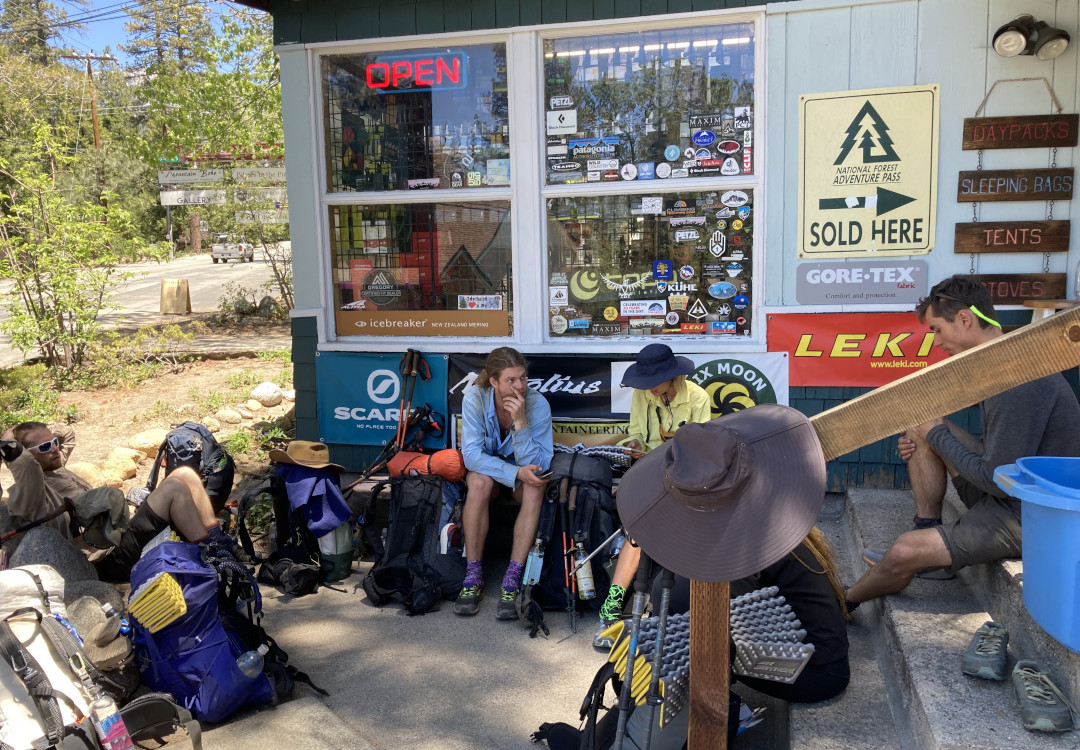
83, 617, 133, 670
616, 404, 826, 582
269, 440, 344, 472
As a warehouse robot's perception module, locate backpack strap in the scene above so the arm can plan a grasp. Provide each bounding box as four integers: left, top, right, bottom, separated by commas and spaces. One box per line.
0, 619, 74, 749
362, 481, 390, 559
144, 439, 169, 493
236, 479, 273, 561
579, 661, 618, 750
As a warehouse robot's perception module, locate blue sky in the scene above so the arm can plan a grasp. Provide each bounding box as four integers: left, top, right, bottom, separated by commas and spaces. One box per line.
56, 0, 234, 64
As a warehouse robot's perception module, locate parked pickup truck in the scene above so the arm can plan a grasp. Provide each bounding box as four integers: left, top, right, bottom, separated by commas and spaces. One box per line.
210, 234, 254, 263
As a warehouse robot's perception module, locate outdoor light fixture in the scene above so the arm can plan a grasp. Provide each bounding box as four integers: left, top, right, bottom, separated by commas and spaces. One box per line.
992, 15, 1071, 60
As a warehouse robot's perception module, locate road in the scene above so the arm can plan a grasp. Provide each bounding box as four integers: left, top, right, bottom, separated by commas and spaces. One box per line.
0, 251, 278, 368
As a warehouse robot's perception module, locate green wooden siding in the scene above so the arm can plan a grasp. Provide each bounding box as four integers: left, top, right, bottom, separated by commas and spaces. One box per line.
269, 0, 799, 44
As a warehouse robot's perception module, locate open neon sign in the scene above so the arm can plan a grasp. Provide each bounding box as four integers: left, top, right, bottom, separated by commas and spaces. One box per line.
365, 52, 468, 94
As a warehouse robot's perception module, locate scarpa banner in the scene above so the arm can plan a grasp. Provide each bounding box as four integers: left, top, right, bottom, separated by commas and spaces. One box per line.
766, 312, 947, 386
316, 351, 450, 446
448, 354, 625, 419
610, 353, 789, 415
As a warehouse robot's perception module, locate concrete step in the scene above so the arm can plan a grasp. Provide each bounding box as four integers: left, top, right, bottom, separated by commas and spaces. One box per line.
942, 489, 1080, 708
846, 488, 1070, 750
788, 493, 901, 749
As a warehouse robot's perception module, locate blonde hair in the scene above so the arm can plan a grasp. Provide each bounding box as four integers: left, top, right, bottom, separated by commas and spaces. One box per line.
474, 347, 527, 388
793, 526, 851, 621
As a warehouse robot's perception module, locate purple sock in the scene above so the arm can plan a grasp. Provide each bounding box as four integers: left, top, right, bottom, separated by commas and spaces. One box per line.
502, 560, 525, 593
463, 560, 483, 589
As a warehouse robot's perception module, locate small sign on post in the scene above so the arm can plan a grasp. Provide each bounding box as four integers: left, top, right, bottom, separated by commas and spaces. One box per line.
160, 279, 191, 315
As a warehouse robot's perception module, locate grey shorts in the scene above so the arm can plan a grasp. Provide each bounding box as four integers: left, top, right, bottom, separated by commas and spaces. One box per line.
937, 476, 1022, 570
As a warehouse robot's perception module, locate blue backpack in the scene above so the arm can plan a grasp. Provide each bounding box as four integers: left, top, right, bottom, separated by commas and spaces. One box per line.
129, 542, 325, 723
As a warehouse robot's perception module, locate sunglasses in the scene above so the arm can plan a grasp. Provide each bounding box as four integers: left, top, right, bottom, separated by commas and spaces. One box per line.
29, 436, 59, 454
932, 292, 1002, 329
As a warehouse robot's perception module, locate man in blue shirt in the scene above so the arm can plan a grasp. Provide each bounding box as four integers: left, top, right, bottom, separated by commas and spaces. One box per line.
457, 347, 553, 618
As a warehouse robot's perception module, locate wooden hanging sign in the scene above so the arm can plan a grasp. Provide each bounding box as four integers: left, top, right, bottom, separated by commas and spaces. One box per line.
954, 220, 1071, 254
957, 169, 1074, 202
973, 273, 1066, 305
963, 114, 1079, 150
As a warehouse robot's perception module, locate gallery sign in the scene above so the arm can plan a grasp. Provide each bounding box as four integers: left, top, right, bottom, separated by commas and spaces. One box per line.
767, 313, 947, 387
795, 260, 927, 305
159, 190, 226, 206
316, 352, 450, 446
799, 85, 939, 258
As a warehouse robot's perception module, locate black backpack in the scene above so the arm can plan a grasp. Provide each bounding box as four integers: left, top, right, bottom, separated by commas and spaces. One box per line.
236, 477, 322, 596
146, 422, 235, 513
523, 453, 619, 617
360, 474, 466, 616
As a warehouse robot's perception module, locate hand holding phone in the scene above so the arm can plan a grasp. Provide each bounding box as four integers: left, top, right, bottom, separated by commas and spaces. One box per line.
535, 469, 554, 480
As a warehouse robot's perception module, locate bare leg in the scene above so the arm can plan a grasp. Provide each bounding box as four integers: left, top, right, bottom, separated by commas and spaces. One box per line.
903, 427, 947, 520
510, 482, 544, 564
846, 528, 952, 603
463, 471, 499, 563
611, 543, 641, 589
145, 466, 218, 542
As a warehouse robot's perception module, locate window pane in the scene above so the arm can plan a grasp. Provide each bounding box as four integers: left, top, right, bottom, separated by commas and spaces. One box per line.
331, 202, 513, 337
543, 25, 754, 185
324, 44, 510, 192
547, 190, 754, 337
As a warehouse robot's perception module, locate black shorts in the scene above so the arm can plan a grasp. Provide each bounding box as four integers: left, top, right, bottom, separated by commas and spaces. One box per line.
95, 503, 170, 582
937, 476, 1022, 570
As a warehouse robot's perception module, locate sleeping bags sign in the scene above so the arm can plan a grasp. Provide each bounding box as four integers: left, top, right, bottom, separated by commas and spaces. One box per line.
799, 85, 939, 258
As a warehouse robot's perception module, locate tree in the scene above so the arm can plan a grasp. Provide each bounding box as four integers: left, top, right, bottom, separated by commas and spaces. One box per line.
121, 0, 214, 72
0, 124, 135, 373
0, 0, 85, 64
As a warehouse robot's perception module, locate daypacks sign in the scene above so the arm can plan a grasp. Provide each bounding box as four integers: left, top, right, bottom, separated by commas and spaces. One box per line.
767, 312, 947, 386
317, 351, 450, 446
448, 354, 624, 419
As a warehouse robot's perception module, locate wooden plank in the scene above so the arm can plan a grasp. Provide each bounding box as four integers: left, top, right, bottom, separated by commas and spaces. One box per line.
954, 220, 1071, 254
974, 273, 1066, 305
689, 580, 730, 750
957, 168, 1074, 202
962, 114, 1079, 150
810, 304, 1080, 461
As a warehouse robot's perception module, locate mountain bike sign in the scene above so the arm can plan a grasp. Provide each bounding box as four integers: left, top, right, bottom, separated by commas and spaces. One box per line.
799, 85, 939, 258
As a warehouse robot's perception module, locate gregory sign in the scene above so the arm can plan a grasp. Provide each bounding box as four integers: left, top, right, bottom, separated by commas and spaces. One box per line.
799, 85, 939, 258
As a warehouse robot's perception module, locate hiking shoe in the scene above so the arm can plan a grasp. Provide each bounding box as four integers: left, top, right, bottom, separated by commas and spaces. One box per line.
962, 621, 1009, 680
496, 588, 519, 620
593, 618, 622, 652
454, 585, 483, 616
1012, 660, 1077, 732
862, 547, 955, 579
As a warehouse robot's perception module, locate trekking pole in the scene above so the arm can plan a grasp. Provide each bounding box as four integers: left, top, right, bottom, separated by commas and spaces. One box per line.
569, 526, 625, 578
643, 568, 675, 750
0, 498, 75, 543
614, 550, 653, 750
398, 351, 422, 449
559, 498, 576, 633
395, 349, 418, 449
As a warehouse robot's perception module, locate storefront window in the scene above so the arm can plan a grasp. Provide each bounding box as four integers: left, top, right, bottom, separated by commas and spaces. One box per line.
543, 25, 754, 185
331, 201, 513, 337
323, 44, 509, 192
546, 190, 754, 337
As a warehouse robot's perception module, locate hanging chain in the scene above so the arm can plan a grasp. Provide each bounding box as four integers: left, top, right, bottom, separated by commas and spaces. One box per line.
1044, 146, 1058, 273
970, 148, 982, 274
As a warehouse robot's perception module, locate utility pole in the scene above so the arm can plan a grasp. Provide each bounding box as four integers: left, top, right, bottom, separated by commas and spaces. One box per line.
59, 52, 116, 207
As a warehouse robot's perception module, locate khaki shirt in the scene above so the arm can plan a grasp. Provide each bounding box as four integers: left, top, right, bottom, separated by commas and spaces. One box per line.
6, 425, 91, 540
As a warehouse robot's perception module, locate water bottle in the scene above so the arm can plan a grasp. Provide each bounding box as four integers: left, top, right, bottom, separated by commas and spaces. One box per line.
89, 690, 135, 750
101, 604, 131, 636
605, 533, 626, 577
574, 548, 596, 600
523, 541, 544, 586
236, 644, 269, 678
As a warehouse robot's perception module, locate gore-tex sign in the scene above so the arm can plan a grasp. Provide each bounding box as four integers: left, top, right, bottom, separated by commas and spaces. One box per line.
365, 52, 466, 93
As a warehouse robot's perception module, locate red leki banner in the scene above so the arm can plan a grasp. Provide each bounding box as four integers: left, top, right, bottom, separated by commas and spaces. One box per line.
767, 313, 948, 386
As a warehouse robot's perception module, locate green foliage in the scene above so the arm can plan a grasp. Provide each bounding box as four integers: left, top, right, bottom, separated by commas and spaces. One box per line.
227, 369, 262, 391
0, 0, 85, 64
221, 429, 255, 456
0, 364, 71, 426
73, 324, 199, 389
199, 390, 226, 414
243, 491, 275, 534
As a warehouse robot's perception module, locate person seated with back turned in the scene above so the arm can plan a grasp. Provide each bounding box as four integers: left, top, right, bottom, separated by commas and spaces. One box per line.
457, 347, 554, 619
2, 421, 234, 582
594, 343, 712, 650
847, 275, 1080, 609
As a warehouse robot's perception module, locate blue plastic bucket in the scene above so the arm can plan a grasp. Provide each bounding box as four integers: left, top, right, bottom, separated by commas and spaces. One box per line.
995, 457, 1080, 654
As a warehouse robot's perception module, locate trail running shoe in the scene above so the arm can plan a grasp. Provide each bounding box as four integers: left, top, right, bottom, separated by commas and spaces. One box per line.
961, 621, 1009, 680
496, 588, 519, 620
862, 547, 955, 580
1012, 660, 1077, 732
454, 585, 483, 616
592, 617, 621, 652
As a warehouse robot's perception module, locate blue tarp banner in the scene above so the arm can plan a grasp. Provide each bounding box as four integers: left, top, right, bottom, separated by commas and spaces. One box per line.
316, 351, 449, 447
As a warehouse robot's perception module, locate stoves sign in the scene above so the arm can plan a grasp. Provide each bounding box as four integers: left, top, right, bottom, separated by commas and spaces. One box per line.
955, 113, 1076, 256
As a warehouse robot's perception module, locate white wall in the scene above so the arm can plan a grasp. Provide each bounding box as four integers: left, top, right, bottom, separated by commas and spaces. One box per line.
765, 0, 1080, 306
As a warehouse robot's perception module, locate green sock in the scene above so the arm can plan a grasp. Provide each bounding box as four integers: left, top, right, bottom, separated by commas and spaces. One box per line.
600, 584, 627, 621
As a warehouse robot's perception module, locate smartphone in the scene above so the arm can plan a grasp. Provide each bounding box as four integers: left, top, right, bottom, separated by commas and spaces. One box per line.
536, 469, 555, 480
